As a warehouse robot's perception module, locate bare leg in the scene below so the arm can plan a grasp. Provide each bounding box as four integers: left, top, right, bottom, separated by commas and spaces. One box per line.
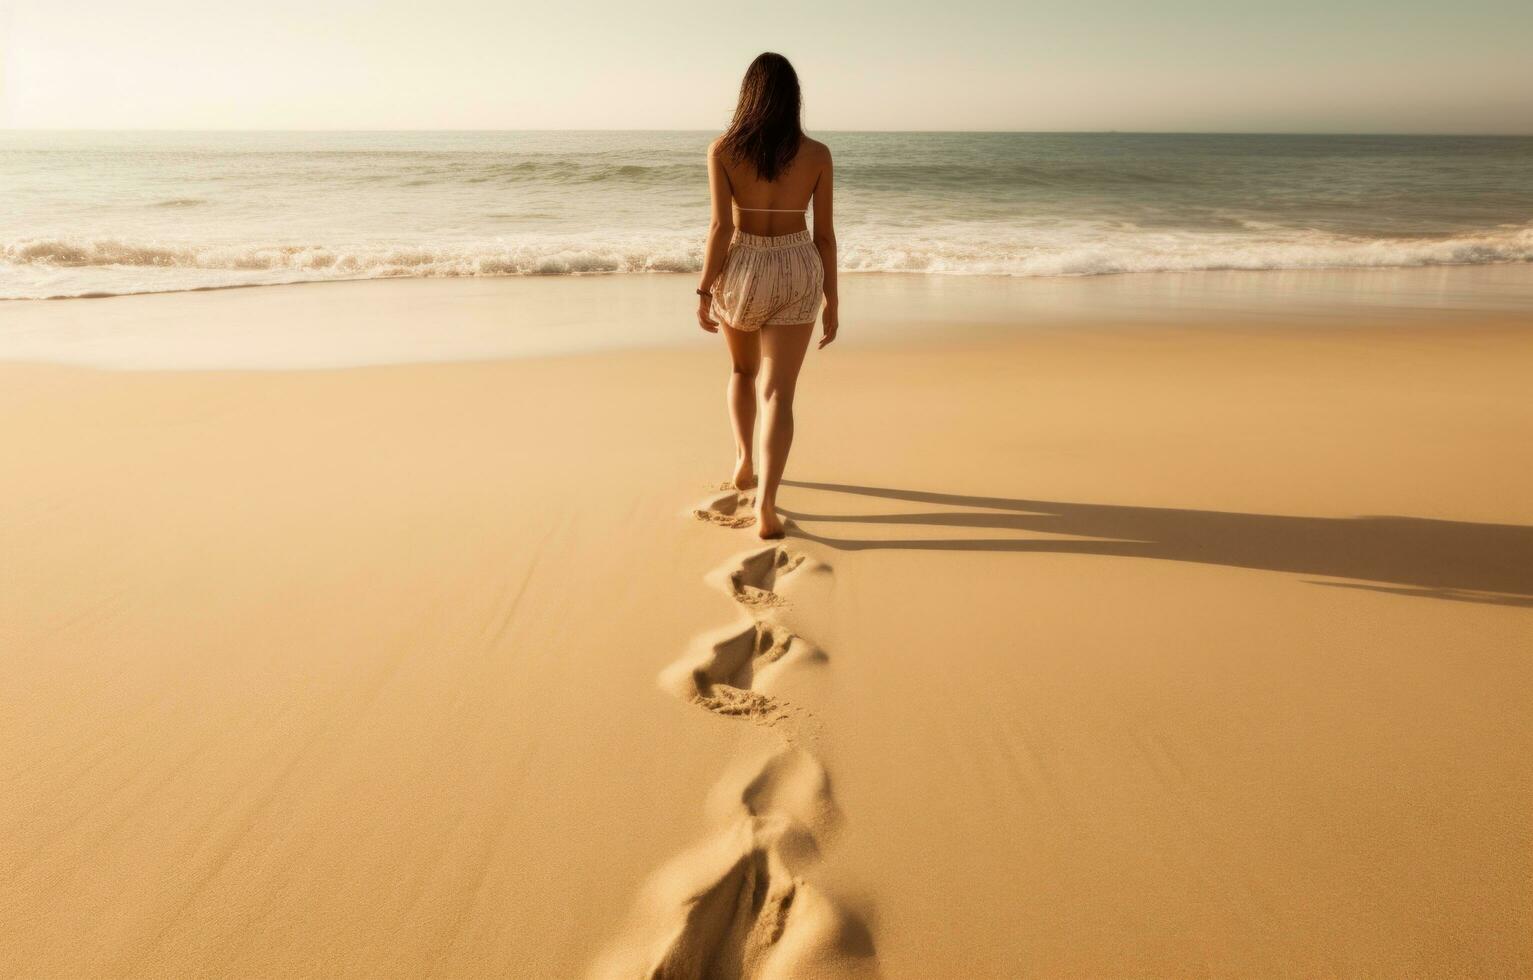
755, 321, 815, 539
721, 324, 761, 490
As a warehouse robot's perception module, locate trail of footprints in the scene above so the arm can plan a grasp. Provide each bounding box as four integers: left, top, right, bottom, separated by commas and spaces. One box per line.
592, 493, 873, 979
660, 544, 818, 727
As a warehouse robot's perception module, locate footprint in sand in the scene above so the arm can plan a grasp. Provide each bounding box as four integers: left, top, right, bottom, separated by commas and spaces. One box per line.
694, 488, 756, 529
660, 620, 824, 726
590, 747, 872, 980
714, 545, 808, 609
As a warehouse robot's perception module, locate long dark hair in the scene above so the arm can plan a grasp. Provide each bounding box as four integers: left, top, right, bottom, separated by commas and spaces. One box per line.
719, 53, 804, 183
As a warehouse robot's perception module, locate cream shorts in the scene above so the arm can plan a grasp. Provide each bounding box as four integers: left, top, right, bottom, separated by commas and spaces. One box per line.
709, 230, 824, 332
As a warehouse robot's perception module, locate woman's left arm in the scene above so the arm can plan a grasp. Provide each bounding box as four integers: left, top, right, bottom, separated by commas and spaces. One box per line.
696, 141, 734, 332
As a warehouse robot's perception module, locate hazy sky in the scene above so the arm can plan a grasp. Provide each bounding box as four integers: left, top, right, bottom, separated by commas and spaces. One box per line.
3, 0, 1530, 132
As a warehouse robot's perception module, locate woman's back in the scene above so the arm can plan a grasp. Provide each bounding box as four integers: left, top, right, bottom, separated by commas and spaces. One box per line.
693, 51, 838, 539
720, 137, 829, 237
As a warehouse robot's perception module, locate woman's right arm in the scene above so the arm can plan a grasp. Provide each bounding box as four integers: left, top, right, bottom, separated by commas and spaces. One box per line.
696, 141, 735, 333
811, 147, 838, 348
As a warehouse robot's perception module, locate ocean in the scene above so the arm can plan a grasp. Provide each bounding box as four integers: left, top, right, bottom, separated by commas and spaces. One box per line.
3, 130, 1531, 300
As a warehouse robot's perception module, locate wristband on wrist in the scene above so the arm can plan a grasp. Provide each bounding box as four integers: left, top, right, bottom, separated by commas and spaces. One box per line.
696, 287, 712, 298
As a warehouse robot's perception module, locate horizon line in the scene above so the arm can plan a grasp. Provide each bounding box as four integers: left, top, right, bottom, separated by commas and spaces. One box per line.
3, 126, 1532, 138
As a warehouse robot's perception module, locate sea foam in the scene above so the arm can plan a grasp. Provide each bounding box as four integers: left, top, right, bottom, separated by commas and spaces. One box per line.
5, 225, 1532, 300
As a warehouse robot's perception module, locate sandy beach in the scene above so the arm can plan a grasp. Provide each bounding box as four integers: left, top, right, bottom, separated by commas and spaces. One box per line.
2, 271, 1531, 977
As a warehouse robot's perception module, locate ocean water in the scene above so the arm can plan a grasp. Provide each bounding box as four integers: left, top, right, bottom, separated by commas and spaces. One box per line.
2, 130, 1531, 300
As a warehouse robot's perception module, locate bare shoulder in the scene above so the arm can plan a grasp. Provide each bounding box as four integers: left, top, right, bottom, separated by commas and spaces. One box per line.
800, 136, 832, 165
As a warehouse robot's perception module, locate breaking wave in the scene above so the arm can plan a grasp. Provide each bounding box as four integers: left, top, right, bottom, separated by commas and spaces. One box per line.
4, 224, 1532, 299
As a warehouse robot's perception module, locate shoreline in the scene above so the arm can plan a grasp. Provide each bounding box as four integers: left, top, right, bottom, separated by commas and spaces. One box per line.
2, 263, 1529, 372
7, 257, 1533, 306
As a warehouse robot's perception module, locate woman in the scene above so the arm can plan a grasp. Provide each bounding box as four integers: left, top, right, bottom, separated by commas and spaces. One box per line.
696, 52, 838, 540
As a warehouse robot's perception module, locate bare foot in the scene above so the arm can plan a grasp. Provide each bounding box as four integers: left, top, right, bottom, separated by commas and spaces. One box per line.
756, 503, 786, 540
731, 456, 757, 491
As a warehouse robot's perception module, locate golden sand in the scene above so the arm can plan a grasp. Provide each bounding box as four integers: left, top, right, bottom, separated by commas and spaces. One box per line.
2, 288, 1530, 977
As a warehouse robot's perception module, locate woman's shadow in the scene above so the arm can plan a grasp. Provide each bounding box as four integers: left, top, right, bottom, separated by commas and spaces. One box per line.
779, 480, 1533, 608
